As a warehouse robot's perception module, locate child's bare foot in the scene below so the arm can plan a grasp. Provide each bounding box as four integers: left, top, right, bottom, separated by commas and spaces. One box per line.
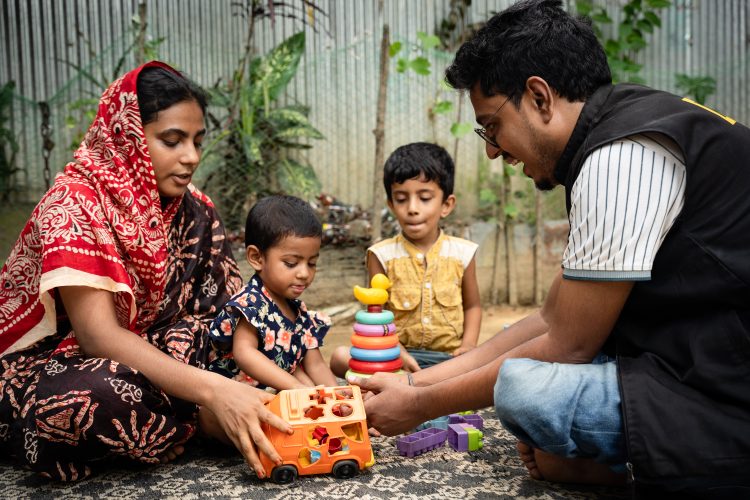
159, 444, 185, 464
516, 441, 626, 485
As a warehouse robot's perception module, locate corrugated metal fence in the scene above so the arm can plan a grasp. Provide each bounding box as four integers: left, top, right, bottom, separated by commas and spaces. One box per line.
2, 0, 748, 217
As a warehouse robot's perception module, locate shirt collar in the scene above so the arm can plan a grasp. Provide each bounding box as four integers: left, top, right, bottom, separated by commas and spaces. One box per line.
396, 230, 446, 260
553, 84, 614, 186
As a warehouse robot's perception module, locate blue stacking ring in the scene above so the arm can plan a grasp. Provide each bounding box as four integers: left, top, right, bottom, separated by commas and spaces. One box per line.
350, 345, 401, 362
355, 309, 394, 325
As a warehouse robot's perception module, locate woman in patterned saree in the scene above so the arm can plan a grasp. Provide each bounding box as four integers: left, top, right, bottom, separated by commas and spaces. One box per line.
0, 62, 291, 481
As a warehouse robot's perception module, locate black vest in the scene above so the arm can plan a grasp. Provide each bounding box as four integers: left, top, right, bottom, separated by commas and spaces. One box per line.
555, 84, 750, 494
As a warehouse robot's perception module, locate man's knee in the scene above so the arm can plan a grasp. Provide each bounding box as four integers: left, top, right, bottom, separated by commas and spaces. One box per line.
494, 358, 546, 427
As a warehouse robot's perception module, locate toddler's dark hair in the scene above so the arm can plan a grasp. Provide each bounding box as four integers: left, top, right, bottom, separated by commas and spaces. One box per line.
383, 142, 454, 201
245, 195, 322, 250
137, 65, 208, 125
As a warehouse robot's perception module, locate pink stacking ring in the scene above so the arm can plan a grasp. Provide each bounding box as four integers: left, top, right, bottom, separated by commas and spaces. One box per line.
350, 333, 399, 349
348, 358, 403, 374
352, 322, 396, 336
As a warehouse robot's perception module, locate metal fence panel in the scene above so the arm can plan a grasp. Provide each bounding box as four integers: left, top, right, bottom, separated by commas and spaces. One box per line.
1, 0, 748, 213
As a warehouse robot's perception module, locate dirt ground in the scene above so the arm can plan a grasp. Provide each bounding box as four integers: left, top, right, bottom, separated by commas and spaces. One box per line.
318, 304, 537, 363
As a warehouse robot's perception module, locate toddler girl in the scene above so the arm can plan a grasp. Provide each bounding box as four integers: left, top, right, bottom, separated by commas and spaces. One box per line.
208, 195, 338, 391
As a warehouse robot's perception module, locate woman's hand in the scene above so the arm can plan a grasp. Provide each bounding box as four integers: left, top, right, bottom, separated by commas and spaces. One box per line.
201, 378, 293, 479
59, 286, 296, 478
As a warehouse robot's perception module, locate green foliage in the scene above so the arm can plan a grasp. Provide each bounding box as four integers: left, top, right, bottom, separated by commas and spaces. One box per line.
675, 73, 716, 104
435, 0, 476, 50
203, 32, 324, 230
63, 14, 165, 151
416, 32, 441, 51
0, 81, 19, 201
475, 156, 502, 222
390, 32, 473, 142
576, 0, 671, 83
450, 122, 473, 138
433, 100, 454, 115
388, 41, 403, 58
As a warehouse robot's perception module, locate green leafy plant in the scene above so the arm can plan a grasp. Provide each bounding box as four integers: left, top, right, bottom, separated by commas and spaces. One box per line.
203, 31, 324, 230
576, 0, 671, 83
675, 73, 716, 104
0, 81, 19, 202
62, 13, 165, 150
389, 35, 473, 141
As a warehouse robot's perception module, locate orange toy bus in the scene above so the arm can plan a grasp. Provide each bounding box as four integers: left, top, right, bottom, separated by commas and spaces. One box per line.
259, 385, 375, 483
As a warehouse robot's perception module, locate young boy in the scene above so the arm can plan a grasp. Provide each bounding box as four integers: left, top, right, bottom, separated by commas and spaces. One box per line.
331, 142, 481, 375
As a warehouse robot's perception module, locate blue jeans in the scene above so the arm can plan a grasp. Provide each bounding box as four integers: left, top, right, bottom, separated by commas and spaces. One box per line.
407, 349, 453, 369
493, 355, 626, 471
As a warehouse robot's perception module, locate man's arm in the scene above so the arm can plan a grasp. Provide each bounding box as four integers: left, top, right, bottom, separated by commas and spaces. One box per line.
409, 270, 565, 387
359, 276, 633, 435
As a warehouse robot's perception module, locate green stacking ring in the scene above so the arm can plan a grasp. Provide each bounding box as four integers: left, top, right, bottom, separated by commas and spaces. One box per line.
355, 309, 394, 325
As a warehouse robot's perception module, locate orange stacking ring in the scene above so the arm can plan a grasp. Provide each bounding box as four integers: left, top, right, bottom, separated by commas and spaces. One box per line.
350, 333, 399, 350
348, 358, 403, 374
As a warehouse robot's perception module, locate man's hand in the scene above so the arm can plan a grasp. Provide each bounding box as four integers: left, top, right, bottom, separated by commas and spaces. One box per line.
348, 375, 426, 435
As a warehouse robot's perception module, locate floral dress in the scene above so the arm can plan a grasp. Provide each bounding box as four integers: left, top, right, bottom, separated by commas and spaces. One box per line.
208, 274, 330, 390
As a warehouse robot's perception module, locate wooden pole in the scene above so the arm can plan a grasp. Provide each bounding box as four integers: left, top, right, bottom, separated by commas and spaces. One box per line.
370, 23, 390, 243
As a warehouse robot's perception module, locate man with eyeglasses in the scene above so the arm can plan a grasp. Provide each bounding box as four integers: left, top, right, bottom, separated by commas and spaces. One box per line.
352, 0, 750, 497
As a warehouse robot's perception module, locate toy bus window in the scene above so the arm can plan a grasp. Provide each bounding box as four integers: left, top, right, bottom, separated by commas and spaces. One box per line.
309, 425, 329, 446
298, 447, 321, 467
334, 388, 354, 400
327, 437, 349, 455
331, 403, 353, 417
304, 405, 325, 420
342, 422, 364, 442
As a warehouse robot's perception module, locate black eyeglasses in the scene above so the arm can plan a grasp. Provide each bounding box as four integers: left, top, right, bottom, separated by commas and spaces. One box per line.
474, 95, 511, 149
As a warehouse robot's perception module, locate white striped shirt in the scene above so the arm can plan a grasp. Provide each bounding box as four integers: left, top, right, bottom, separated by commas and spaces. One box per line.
562, 133, 686, 281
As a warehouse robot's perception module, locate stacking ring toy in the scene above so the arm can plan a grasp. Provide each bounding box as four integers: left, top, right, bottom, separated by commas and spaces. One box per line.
355, 309, 394, 325
352, 322, 396, 336
348, 358, 403, 374
350, 333, 399, 349
345, 369, 374, 379
350, 346, 401, 362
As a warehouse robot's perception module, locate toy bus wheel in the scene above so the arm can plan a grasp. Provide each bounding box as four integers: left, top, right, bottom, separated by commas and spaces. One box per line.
332, 459, 359, 479
271, 465, 298, 484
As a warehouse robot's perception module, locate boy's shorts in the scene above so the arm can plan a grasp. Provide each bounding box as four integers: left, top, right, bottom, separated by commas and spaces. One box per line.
493, 354, 626, 471
407, 348, 452, 369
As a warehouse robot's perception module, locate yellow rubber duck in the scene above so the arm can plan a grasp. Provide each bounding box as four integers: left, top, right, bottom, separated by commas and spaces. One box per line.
353, 273, 392, 305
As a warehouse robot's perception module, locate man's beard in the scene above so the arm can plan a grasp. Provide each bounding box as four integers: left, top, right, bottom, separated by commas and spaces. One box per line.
523, 115, 558, 192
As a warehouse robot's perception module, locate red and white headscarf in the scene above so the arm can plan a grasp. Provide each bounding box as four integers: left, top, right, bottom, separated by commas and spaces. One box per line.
0, 61, 185, 354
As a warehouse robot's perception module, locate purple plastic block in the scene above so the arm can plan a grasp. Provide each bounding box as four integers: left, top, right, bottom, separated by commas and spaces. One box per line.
447, 413, 484, 430
396, 427, 448, 458
448, 414, 464, 425
463, 414, 484, 430
447, 423, 471, 452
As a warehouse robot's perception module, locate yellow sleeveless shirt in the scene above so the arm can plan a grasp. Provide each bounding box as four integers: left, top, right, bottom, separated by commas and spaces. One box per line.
368, 231, 478, 352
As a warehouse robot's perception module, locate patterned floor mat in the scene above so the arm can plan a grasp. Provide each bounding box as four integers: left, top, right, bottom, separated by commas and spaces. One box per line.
0, 409, 628, 499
